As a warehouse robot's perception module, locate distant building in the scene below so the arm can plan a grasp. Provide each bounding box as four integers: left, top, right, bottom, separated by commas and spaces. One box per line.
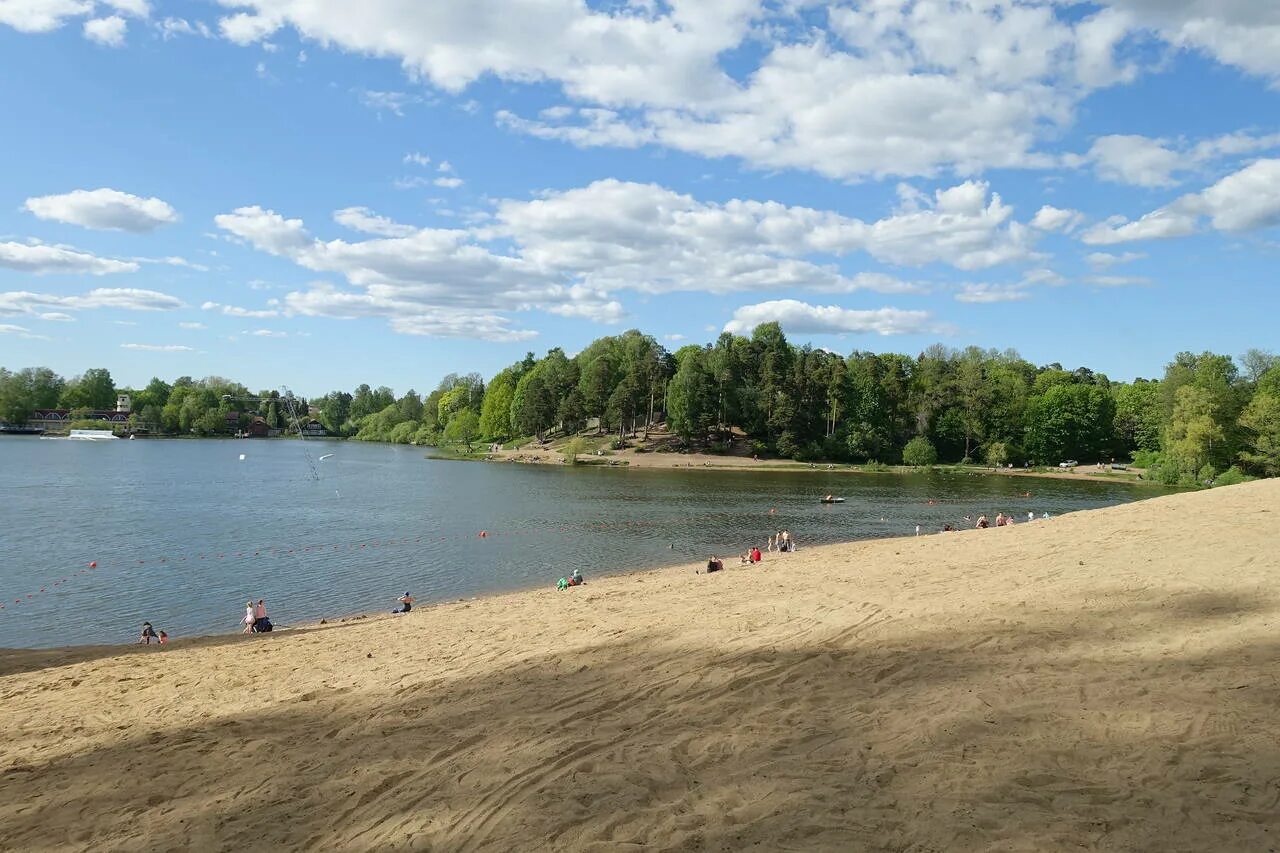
299, 419, 327, 437
116, 394, 131, 413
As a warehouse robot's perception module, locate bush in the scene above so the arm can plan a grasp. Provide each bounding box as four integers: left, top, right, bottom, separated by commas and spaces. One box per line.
1213, 466, 1256, 487
708, 441, 729, 454
861, 460, 890, 472
776, 431, 801, 460
902, 436, 938, 467
1132, 449, 1162, 469
562, 437, 587, 464
1197, 463, 1218, 486
984, 441, 1010, 468
750, 440, 769, 458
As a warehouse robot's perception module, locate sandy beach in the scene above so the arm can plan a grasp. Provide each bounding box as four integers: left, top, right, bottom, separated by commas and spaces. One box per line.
486, 441, 1146, 484
2, 479, 1277, 851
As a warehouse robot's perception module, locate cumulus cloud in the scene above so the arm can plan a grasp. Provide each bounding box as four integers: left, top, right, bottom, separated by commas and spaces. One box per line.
0, 0, 94, 33
954, 283, 1032, 303
210, 0, 1153, 180
0, 287, 184, 317
1082, 158, 1280, 243
333, 206, 417, 238
1085, 275, 1151, 287
247, 328, 288, 337
83, 14, 125, 45
24, 188, 178, 232
178, 321, 206, 329
1031, 205, 1084, 233
213, 178, 1042, 340
120, 343, 194, 351
1100, 0, 1280, 82
1086, 251, 1145, 268
0, 240, 138, 275
201, 300, 280, 318
723, 300, 942, 337
1082, 131, 1280, 187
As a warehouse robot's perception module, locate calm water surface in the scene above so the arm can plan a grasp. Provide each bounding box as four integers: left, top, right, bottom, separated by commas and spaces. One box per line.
0, 437, 1167, 648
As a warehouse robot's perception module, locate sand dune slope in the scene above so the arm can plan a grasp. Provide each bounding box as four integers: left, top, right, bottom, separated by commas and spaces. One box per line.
2, 480, 1279, 851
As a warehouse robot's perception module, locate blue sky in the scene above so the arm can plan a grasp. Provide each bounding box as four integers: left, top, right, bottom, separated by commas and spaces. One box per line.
1, 0, 1278, 397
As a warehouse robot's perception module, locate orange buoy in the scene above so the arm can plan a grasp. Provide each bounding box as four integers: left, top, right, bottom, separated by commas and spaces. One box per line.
479, 531, 488, 538
88, 561, 97, 568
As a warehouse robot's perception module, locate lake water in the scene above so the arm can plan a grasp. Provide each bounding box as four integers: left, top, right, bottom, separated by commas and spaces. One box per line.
0, 437, 1167, 649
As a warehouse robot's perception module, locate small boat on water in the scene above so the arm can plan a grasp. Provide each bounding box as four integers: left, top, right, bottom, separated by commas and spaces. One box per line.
820, 496, 845, 503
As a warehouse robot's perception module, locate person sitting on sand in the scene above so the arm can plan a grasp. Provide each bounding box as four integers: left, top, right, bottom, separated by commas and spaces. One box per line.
706, 556, 723, 573
242, 600, 256, 634
750, 546, 762, 563
942, 523, 955, 532
995, 513, 1007, 527
740, 551, 752, 565
395, 592, 414, 614
568, 569, 585, 586
139, 622, 158, 644
976, 515, 989, 529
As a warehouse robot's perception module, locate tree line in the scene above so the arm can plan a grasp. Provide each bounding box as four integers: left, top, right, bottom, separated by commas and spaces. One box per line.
2, 324, 1277, 485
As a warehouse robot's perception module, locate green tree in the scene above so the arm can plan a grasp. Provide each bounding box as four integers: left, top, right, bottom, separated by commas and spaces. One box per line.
59, 368, 116, 410
444, 410, 480, 451
902, 435, 938, 466
1167, 384, 1224, 476
666, 347, 715, 442
1238, 384, 1280, 476
478, 372, 516, 440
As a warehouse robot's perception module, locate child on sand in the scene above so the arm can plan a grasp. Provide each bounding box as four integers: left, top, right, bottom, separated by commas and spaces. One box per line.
242, 601, 255, 634
158, 631, 168, 645
705, 556, 723, 573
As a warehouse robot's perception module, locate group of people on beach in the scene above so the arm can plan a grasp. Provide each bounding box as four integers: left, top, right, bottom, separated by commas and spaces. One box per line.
137, 622, 168, 645
704, 529, 798, 575
242, 598, 272, 633
962, 510, 1049, 530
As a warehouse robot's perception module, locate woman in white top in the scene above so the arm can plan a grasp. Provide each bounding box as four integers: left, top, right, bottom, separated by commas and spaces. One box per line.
242, 601, 255, 634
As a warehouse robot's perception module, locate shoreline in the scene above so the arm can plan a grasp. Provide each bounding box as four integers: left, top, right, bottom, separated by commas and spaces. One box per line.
475, 443, 1159, 486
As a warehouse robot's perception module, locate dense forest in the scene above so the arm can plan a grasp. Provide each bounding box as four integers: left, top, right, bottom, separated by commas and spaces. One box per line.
2, 324, 1278, 487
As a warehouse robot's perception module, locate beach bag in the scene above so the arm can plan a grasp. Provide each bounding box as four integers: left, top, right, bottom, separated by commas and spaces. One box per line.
257, 617, 274, 632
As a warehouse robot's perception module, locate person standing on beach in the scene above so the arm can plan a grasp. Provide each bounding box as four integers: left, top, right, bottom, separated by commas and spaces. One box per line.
242, 601, 256, 634
254, 599, 268, 631
138, 622, 158, 644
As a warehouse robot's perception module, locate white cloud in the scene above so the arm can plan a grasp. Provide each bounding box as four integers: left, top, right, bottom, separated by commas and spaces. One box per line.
24, 188, 178, 232
83, 14, 125, 46
0, 240, 138, 275
158, 17, 212, 39
1085, 275, 1150, 287
247, 328, 288, 337
954, 283, 1031, 303
333, 206, 417, 238
433, 176, 464, 189
0, 287, 184, 317
212, 0, 1148, 180
178, 321, 207, 329
357, 90, 418, 116
1085, 251, 1144, 268
201, 300, 280, 318
120, 343, 194, 352
1087, 135, 1183, 187
0, 323, 47, 340
213, 178, 1042, 341
1031, 205, 1084, 233
663, 333, 685, 342
38, 312, 75, 321
0, 0, 93, 33
1083, 158, 1280, 244
1100, 0, 1280, 81
723, 299, 942, 337
403, 152, 431, 167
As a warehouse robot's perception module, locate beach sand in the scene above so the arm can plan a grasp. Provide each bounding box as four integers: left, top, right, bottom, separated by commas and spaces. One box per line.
2, 479, 1277, 851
